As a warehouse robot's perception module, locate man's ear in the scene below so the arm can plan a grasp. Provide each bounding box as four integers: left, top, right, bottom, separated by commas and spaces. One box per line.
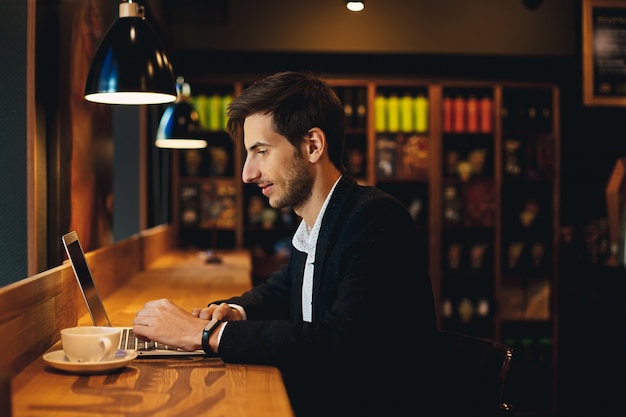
305, 127, 325, 163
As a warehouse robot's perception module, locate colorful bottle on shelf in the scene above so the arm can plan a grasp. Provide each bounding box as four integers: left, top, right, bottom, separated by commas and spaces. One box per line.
208, 92, 222, 131
375, 93, 387, 132
400, 92, 414, 133
414, 93, 429, 133
466, 95, 478, 133
479, 96, 493, 133
221, 94, 233, 130
453, 95, 465, 133
387, 93, 400, 133
193, 94, 208, 129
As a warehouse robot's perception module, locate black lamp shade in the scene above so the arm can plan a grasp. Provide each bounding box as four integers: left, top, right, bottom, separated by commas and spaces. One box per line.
155, 101, 208, 149
84, 15, 177, 105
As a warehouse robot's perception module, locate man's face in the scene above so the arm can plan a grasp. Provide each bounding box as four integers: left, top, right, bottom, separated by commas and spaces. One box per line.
241, 113, 313, 211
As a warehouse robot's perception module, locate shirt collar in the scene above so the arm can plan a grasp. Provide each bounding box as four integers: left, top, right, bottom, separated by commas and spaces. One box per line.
292, 176, 342, 257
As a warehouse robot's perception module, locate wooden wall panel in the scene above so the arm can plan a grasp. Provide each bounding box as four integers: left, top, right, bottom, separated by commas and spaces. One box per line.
140, 224, 175, 268
0, 225, 173, 378
0, 265, 77, 376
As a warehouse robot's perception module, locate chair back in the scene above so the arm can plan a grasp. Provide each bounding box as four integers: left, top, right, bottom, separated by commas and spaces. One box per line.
432, 330, 513, 416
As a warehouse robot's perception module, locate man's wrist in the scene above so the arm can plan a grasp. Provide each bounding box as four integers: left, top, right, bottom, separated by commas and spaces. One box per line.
228, 304, 246, 320
201, 318, 222, 354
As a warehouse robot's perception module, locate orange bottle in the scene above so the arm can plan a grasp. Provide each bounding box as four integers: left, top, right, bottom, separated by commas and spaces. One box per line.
453, 96, 465, 133
479, 96, 493, 133
466, 96, 478, 133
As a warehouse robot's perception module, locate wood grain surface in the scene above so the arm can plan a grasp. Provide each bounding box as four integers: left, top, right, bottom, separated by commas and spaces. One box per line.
10, 248, 294, 416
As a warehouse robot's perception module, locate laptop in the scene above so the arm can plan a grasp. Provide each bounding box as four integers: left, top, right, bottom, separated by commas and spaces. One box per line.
61, 231, 211, 357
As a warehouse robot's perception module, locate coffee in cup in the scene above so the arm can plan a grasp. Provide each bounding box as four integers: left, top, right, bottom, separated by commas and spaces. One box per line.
61, 326, 121, 363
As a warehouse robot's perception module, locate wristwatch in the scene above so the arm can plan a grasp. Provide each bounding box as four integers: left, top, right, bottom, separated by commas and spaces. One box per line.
201, 318, 222, 354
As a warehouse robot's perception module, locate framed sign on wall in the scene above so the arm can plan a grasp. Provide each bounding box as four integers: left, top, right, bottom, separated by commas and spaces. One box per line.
583, 0, 626, 106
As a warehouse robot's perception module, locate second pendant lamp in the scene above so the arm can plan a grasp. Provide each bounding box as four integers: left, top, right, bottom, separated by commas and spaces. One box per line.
155, 78, 207, 149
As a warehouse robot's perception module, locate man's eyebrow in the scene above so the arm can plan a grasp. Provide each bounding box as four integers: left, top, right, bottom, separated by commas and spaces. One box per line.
248, 141, 271, 151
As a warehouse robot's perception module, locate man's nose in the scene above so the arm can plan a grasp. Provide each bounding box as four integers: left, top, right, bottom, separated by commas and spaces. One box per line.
242, 157, 259, 184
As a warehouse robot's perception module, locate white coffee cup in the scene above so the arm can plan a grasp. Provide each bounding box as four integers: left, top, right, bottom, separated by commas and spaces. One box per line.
61, 326, 121, 363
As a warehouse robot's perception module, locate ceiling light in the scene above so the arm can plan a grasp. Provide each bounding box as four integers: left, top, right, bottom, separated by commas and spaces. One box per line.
155, 78, 207, 149
84, 0, 177, 105
346, 1, 365, 12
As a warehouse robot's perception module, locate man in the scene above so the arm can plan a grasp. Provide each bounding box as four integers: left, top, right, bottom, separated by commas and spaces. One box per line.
134, 71, 437, 417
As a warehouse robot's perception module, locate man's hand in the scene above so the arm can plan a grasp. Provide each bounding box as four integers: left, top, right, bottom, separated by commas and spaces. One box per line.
191, 302, 243, 321
133, 298, 209, 352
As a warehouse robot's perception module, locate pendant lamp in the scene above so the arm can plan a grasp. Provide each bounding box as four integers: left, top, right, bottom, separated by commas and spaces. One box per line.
155, 78, 207, 149
84, 0, 177, 105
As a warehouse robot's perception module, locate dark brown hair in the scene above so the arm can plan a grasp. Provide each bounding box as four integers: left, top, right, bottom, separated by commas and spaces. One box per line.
227, 71, 346, 172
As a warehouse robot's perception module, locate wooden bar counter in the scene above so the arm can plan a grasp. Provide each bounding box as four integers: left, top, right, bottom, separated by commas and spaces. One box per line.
10, 250, 295, 417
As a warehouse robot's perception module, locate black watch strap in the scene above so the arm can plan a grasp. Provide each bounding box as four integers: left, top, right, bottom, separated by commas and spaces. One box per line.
201, 318, 222, 354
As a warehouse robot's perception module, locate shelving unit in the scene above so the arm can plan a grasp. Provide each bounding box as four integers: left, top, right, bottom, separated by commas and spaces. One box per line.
172, 81, 244, 250
171, 75, 560, 416
498, 85, 560, 416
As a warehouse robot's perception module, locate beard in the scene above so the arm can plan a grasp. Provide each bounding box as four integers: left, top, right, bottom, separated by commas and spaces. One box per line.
269, 150, 314, 210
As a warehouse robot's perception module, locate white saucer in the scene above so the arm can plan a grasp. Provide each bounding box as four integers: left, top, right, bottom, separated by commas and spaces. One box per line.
43, 349, 138, 374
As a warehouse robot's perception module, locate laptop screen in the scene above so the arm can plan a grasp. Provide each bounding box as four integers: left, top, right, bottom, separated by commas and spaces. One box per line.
62, 231, 111, 327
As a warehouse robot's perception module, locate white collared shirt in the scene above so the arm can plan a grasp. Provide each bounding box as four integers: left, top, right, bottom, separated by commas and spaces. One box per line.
292, 177, 341, 322
217, 176, 342, 347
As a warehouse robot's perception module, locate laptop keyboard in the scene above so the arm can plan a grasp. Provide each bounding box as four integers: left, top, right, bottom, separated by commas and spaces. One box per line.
120, 328, 179, 351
